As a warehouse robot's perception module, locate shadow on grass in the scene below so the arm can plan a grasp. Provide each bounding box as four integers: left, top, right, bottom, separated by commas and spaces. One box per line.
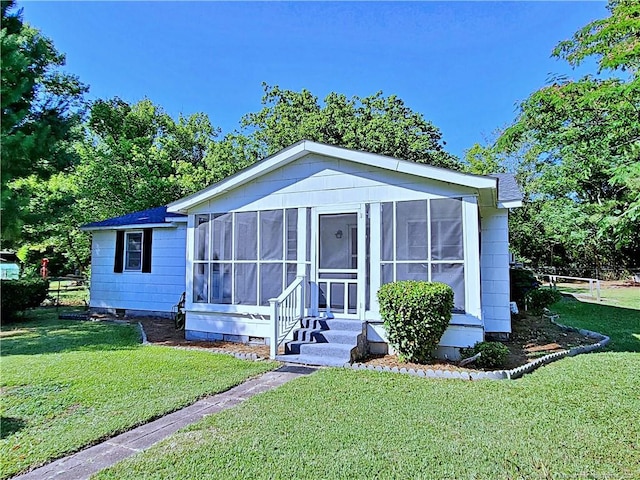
1, 311, 141, 357
554, 296, 640, 353
0, 416, 26, 439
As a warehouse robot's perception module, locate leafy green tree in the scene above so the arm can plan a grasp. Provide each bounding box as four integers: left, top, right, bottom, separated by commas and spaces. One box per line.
497, 0, 640, 270
463, 143, 505, 175
241, 84, 460, 170
1, 0, 87, 243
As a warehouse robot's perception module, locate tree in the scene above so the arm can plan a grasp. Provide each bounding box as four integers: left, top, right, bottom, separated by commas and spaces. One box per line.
1, 0, 87, 243
241, 84, 460, 170
497, 0, 640, 271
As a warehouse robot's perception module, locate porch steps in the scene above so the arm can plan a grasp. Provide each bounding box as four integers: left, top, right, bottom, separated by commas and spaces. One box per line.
276, 317, 366, 367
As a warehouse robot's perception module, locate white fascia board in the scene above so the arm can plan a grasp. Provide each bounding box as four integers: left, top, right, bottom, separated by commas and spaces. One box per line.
167, 140, 499, 213
498, 200, 523, 209
167, 142, 309, 213
80, 223, 178, 232
316, 144, 497, 190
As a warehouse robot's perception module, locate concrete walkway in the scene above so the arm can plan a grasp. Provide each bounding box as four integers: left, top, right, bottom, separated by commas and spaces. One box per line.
15, 365, 316, 480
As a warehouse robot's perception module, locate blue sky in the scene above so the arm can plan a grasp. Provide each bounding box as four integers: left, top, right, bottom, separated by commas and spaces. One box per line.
21, 1, 607, 159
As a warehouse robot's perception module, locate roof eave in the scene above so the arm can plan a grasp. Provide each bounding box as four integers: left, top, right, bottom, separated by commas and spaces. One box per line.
80, 222, 181, 232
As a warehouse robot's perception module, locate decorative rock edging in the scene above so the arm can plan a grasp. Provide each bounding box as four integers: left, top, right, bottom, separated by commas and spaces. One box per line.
347, 323, 610, 381
136, 322, 269, 362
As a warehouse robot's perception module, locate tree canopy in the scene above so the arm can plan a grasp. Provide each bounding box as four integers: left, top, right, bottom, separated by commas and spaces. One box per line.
242, 84, 460, 170
496, 0, 640, 272
1, 0, 87, 243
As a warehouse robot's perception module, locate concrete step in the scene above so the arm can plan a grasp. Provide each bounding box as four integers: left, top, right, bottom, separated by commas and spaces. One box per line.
300, 318, 363, 332
275, 354, 350, 368
298, 342, 354, 359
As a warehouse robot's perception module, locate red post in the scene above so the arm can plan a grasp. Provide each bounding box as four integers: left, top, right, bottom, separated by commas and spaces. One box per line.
40, 258, 49, 279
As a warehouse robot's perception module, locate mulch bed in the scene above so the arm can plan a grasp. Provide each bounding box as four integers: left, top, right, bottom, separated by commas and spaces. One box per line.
97, 313, 599, 372
361, 313, 600, 371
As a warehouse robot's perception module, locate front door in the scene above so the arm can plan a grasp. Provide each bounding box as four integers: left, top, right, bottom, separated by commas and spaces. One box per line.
315, 207, 364, 319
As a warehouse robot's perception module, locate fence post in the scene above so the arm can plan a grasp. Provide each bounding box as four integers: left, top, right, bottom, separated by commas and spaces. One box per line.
596, 280, 601, 302
269, 298, 278, 359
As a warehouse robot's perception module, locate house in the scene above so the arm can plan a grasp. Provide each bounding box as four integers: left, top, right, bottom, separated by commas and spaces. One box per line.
82, 141, 522, 365
81, 206, 187, 315
0, 251, 21, 280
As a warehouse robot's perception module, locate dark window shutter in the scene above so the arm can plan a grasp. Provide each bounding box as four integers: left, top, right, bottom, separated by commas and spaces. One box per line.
114, 231, 124, 273
142, 228, 153, 273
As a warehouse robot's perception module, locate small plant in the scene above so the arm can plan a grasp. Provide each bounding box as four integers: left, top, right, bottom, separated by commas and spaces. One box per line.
377, 281, 453, 364
510, 267, 539, 309
526, 288, 562, 315
461, 341, 510, 369
1, 278, 50, 321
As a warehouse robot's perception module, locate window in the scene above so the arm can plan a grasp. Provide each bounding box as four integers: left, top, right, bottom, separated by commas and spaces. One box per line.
193, 209, 299, 306
125, 232, 143, 271
381, 198, 465, 312
114, 229, 153, 273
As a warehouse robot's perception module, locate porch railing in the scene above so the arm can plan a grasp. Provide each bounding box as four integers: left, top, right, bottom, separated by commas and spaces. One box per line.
269, 275, 306, 359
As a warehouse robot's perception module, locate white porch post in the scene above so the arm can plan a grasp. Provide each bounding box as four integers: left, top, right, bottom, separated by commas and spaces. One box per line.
269, 298, 278, 359
369, 203, 381, 318
463, 197, 482, 320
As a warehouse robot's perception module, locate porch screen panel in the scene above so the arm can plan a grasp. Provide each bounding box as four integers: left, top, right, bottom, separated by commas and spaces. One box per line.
260, 263, 283, 306
260, 210, 283, 260
431, 198, 463, 260
193, 264, 209, 303
212, 213, 232, 260
210, 263, 232, 304
195, 215, 209, 260
234, 263, 257, 304
396, 263, 428, 281
286, 209, 298, 261
235, 212, 257, 260
432, 263, 465, 312
396, 200, 427, 260
287, 263, 297, 287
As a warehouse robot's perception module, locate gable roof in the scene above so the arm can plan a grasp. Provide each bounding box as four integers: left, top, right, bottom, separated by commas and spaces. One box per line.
80, 206, 186, 231
168, 140, 514, 213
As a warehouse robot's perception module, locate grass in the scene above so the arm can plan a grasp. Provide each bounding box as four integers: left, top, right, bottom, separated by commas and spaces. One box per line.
47, 279, 89, 306
96, 295, 640, 480
96, 355, 639, 480
553, 281, 640, 310
0, 308, 277, 479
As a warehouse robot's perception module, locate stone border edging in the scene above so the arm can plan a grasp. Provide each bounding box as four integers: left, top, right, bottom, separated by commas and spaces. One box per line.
346, 323, 610, 381
136, 322, 269, 362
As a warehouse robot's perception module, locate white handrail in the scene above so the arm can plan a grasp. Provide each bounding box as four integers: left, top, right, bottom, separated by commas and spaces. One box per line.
269, 276, 306, 359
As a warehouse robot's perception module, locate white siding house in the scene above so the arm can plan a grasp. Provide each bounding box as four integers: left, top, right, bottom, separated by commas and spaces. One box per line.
84, 141, 522, 364
81, 207, 187, 316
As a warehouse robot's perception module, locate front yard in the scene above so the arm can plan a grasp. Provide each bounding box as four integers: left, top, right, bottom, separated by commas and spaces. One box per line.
0, 309, 276, 479
95, 296, 639, 480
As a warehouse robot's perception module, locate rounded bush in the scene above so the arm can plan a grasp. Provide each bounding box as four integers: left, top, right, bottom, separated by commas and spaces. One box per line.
377, 281, 453, 364
526, 288, 562, 315
461, 341, 510, 369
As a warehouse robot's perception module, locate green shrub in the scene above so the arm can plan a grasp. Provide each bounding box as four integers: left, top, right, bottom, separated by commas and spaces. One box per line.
1, 278, 50, 321
526, 287, 562, 315
461, 341, 510, 369
510, 268, 539, 308
377, 281, 453, 364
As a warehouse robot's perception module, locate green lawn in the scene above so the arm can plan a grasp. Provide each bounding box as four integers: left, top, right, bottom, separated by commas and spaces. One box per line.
0, 309, 277, 479
96, 296, 640, 480
554, 282, 640, 310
